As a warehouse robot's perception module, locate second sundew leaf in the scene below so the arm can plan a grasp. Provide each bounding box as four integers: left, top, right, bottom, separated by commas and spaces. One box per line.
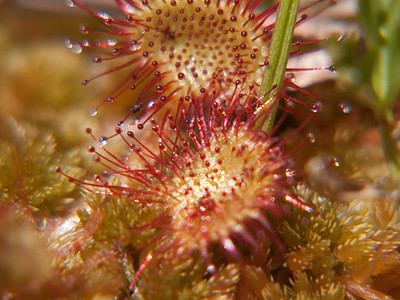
69, 0, 332, 126
69, 0, 284, 122
257, 0, 299, 133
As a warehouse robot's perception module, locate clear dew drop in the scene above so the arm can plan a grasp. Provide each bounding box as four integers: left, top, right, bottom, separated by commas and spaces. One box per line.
286, 73, 295, 81
96, 11, 114, 22
71, 41, 81, 52
285, 168, 295, 178
80, 25, 89, 34
64, 39, 82, 54
147, 100, 155, 109
64, 39, 72, 48
38, 218, 48, 230
130, 41, 140, 51
108, 39, 117, 46
99, 137, 108, 146
89, 108, 98, 116
97, 38, 118, 47
207, 264, 216, 275
81, 39, 90, 47
119, 0, 136, 14
338, 102, 352, 114
65, 0, 76, 7
332, 157, 340, 167
307, 132, 316, 143
328, 65, 337, 73
285, 99, 295, 109
311, 102, 324, 113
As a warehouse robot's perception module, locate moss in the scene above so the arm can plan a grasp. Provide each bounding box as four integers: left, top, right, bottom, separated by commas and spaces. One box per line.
0, 118, 84, 216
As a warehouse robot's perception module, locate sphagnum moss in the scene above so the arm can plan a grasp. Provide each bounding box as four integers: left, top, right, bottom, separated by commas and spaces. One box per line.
0, 118, 84, 217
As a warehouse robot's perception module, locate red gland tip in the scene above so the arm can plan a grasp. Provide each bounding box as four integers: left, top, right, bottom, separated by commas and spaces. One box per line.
72, 0, 328, 122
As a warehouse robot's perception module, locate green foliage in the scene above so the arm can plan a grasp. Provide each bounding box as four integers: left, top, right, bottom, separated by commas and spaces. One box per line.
331, 1, 400, 117
0, 118, 83, 216
78, 189, 162, 250
329, 0, 400, 176
280, 185, 400, 299
359, 0, 400, 114
0, 205, 53, 292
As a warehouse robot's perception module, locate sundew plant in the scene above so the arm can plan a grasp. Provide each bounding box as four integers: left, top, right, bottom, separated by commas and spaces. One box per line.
1, 0, 400, 299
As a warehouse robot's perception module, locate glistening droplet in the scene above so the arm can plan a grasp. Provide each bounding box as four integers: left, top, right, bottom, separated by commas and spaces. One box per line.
97, 11, 114, 22
99, 137, 108, 146
310, 102, 324, 113
285, 168, 295, 178
307, 132, 316, 143
89, 108, 98, 116
64, 39, 82, 54
332, 157, 340, 167
65, 0, 76, 7
338, 102, 352, 114
328, 65, 336, 73
336, 34, 344, 43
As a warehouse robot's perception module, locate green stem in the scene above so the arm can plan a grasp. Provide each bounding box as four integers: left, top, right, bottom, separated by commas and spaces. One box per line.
380, 124, 400, 179
256, 0, 300, 133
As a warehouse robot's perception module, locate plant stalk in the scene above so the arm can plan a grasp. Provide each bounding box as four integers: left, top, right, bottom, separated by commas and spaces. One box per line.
257, 0, 300, 133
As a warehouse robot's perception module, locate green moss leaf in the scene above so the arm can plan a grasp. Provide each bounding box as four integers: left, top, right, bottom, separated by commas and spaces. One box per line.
0, 118, 84, 216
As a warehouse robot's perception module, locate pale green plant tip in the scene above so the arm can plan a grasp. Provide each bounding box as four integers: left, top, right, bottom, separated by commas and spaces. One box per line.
359, 0, 400, 178
360, 0, 400, 111
258, 0, 299, 133
0, 118, 84, 216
